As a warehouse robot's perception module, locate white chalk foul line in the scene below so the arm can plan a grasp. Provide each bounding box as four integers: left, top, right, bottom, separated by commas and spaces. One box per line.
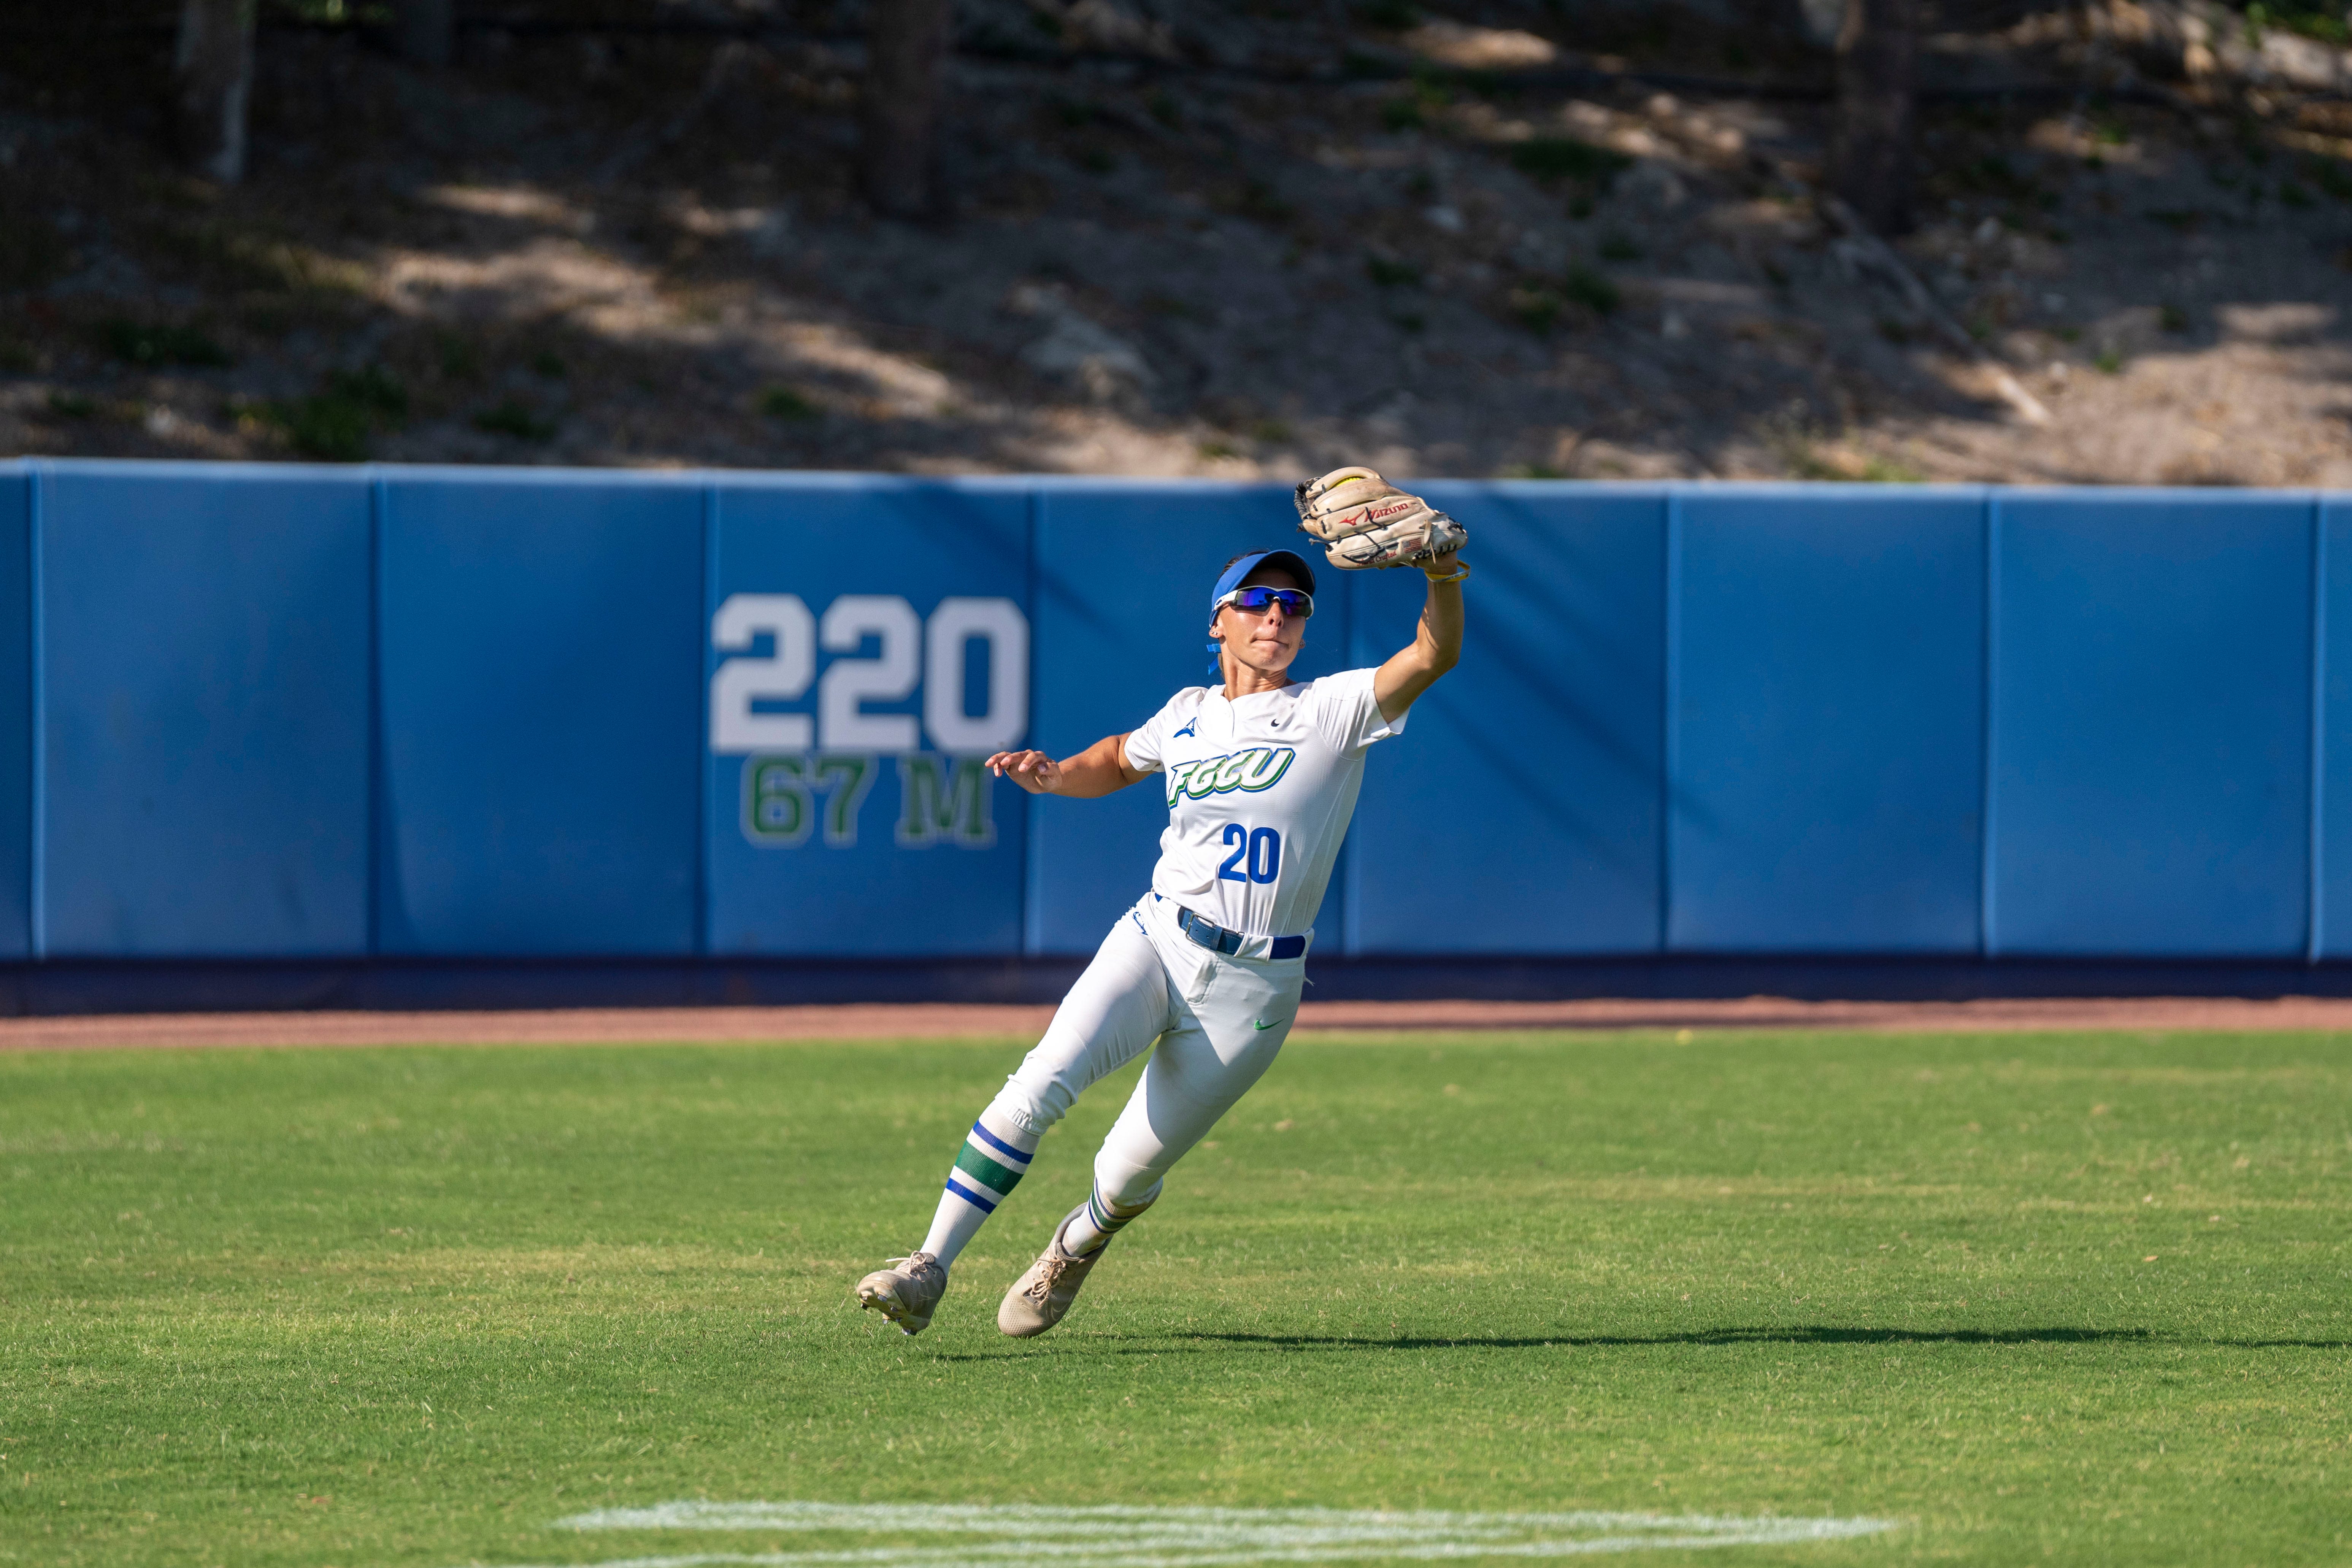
495, 1500, 1902, 1567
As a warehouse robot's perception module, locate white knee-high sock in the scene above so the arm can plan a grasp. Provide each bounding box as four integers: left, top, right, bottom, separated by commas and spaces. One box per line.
1062, 1179, 1160, 1255
918, 1105, 1040, 1268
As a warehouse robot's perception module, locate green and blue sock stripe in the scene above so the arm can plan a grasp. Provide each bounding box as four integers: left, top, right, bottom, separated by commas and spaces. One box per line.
1085, 1184, 1150, 1239
944, 1121, 1032, 1213
969, 1121, 1034, 1168
942, 1173, 998, 1212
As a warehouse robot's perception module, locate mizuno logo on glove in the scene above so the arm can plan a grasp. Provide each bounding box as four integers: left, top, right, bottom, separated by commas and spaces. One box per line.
1293, 463, 1470, 572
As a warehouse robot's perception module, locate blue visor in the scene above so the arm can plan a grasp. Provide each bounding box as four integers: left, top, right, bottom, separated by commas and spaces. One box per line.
1209, 550, 1317, 622
1206, 549, 1317, 676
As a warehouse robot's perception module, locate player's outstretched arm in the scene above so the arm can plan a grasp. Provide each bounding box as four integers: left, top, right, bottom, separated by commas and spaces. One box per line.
985, 733, 1149, 798
1372, 552, 1466, 724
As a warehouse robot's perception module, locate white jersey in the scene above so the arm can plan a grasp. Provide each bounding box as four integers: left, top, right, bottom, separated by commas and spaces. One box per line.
1119, 667, 1406, 939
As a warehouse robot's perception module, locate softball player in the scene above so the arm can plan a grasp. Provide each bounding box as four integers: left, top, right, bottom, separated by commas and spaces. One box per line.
857, 469, 1468, 1337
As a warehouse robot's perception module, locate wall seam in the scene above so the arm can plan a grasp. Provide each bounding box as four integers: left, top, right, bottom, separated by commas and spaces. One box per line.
1338, 564, 1360, 958
1022, 485, 1043, 959
1660, 486, 1681, 954
698, 478, 719, 962
2309, 493, 2327, 963
1981, 488, 2002, 959
366, 469, 384, 957
24, 462, 42, 961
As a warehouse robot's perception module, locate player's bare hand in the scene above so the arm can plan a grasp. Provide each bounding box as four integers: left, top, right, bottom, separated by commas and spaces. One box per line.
986, 750, 1061, 795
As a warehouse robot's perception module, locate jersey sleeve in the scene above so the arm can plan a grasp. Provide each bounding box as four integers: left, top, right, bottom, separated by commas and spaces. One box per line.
1119, 690, 1194, 774
1311, 667, 1408, 755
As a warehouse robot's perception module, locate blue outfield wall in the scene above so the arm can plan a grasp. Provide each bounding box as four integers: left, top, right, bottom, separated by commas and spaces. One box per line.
1347, 482, 1664, 955
706, 476, 1035, 956
2323, 494, 2352, 960
0, 458, 2346, 968
376, 470, 705, 955
0, 467, 27, 958
1986, 490, 2317, 958
1669, 486, 1986, 954
35, 464, 373, 957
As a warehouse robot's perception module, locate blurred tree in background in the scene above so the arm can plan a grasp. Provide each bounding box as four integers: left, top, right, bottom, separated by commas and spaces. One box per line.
861, 0, 956, 219
1829, 0, 1918, 232
173, 0, 259, 181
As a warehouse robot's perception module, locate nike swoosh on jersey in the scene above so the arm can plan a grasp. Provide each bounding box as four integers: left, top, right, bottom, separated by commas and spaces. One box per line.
1253, 1017, 1286, 1030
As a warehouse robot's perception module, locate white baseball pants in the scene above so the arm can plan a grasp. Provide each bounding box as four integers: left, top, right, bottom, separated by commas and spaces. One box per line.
994, 893, 1308, 1208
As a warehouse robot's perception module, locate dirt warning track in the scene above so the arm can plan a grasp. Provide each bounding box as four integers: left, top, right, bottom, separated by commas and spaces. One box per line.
6, 995, 2352, 1051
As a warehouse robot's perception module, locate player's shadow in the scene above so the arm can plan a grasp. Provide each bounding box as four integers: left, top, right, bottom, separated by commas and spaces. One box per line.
1177, 1327, 2147, 1350
1012, 1326, 2352, 1354
922, 1327, 2352, 1361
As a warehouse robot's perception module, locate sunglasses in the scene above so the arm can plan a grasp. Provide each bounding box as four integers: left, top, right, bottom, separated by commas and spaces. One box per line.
1213, 586, 1315, 619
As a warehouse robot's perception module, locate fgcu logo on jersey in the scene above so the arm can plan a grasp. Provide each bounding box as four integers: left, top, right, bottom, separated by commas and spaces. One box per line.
1165, 746, 1296, 806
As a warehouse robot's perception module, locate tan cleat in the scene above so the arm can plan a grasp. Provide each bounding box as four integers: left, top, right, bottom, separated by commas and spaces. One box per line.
998, 1205, 1110, 1338
855, 1252, 948, 1336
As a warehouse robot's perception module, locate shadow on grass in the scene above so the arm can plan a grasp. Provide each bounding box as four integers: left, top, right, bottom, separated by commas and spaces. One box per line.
927, 1325, 2352, 1359
1187, 1327, 2154, 1349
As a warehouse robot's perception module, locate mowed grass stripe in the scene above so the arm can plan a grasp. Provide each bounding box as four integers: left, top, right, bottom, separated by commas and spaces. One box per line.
0, 1030, 2345, 1568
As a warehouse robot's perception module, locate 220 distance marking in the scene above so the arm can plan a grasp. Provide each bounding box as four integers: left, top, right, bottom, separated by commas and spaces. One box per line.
712, 593, 1028, 757
714, 594, 1028, 852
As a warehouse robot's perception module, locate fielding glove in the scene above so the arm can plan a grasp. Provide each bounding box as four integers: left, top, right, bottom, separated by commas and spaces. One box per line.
1293, 466, 1469, 570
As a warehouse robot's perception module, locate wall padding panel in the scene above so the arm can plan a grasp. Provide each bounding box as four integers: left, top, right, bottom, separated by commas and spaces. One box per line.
38, 463, 371, 956
1670, 486, 1986, 952
1027, 482, 1357, 955
1347, 483, 1666, 955
0, 466, 29, 958
1987, 490, 2315, 957
706, 476, 1034, 956
376, 472, 704, 954
2315, 496, 2352, 959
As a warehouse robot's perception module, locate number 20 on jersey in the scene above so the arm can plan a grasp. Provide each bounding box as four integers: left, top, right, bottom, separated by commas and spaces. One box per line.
1217, 824, 1282, 884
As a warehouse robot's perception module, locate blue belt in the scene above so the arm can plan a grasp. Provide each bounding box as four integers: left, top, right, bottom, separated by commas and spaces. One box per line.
1159, 896, 1307, 961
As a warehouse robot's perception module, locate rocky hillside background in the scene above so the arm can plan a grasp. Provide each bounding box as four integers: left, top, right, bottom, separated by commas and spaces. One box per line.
3, 0, 2351, 483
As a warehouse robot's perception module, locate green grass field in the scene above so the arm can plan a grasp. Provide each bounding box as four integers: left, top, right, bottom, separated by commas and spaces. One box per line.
1, 1028, 2346, 1568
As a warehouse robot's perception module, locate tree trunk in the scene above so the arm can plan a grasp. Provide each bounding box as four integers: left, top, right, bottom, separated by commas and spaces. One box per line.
860, 0, 956, 220
397, 0, 454, 67
1828, 0, 1916, 235
173, 0, 258, 184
